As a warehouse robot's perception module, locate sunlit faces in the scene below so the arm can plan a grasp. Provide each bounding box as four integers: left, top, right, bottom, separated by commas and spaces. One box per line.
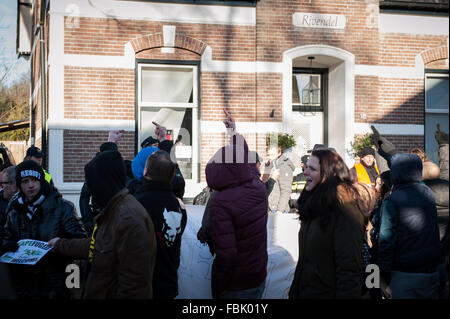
20, 176, 41, 201
268, 146, 281, 161
304, 155, 321, 191
361, 154, 375, 167
1, 172, 18, 201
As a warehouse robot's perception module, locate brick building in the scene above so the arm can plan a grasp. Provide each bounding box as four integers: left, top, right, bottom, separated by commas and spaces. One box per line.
17, 0, 448, 205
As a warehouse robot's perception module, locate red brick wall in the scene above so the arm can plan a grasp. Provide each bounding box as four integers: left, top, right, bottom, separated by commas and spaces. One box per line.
355, 76, 425, 124
64, 66, 135, 119
63, 130, 135, 182
384, 134, 424, 153
201, 72, 257, 121
38, 0, 449, 186
64, 17, 255, 61
256, 0, 380, 64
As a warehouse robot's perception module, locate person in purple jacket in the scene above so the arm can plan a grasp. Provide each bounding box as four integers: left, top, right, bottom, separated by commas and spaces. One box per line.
205, 109, 268, 299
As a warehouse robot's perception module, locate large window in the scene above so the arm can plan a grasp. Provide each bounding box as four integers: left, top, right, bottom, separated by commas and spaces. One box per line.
137, 63, 199, 181
425, 72, 449, 165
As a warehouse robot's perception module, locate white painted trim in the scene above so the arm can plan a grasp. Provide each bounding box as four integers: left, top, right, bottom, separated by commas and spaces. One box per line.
62, 43, 135, 69
163, 25, 176, 47
282, 45, 355, 166
353, 123, 424, 136
48, 129, 64, 186
36, 127, 42, 141
200, 121, 283, 134
30, 77, 41, 105
425, 109, 449, 114
355, 65, 424, 79
46, 119, 135, 131
380, 13, 449, 35
51, 0, 256, 26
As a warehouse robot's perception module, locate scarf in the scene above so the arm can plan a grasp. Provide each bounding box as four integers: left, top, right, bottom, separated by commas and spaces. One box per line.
17, 194, 46, 220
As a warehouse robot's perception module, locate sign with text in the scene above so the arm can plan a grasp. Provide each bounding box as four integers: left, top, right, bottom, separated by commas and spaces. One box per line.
0, 239, 53, 265
293, 13, 346, 29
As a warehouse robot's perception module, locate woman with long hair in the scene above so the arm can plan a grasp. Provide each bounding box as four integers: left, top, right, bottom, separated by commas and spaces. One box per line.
289, 149, 370, 299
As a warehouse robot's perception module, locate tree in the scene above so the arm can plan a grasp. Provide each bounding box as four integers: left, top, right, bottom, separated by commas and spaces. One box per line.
0, 74, 30, 141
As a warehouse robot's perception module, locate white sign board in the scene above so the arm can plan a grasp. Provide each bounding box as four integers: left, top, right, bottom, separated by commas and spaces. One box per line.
177, 205, 300, 299
0, 239, 53, 265
293, 12, 346, 29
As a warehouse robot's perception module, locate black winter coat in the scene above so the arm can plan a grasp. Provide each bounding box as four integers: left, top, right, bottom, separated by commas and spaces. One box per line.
134, 179, 187, 299
2, 188, 87, 298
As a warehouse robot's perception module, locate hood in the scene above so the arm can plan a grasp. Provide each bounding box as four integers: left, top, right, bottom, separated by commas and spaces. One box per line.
131, 146, 159, 181
85, 150, 126, 208
205, 144, 252, 191
390, 153, 423, 185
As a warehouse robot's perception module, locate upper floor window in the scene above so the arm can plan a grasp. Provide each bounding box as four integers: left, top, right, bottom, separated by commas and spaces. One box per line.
425, 71, 449, 165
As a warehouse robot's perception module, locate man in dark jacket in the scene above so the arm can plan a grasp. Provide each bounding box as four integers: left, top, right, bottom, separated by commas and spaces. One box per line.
379, 153, 441, 299
134, 150, 187, 299
49, 150, 157, 299
0, 166, 18, 244
1, 160, 86, 298
205, 109, 268, 299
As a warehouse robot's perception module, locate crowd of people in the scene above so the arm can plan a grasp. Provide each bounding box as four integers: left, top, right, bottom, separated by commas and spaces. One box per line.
0, 108, 448, 299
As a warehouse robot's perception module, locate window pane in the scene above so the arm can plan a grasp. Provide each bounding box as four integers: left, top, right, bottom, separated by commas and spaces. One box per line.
425, 113, 449, 165
426, 76, 449, 110
293, 74, 320, 106
141, 67, 193, 103
140, 107, 193, 179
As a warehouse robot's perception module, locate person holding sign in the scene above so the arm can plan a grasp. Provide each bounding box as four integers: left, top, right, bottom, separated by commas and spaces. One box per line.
1, 160, 86, 298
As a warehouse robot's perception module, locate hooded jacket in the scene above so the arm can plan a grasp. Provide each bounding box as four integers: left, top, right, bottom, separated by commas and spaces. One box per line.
134, 179, 187, 299
2, 185, 86, 298
53, 151, 157, 298
379, 154, 441, 274
205, 134, 268, 296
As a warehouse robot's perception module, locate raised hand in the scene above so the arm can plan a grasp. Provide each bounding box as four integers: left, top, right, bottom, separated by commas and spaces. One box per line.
153, 121, 167, 142
108, 130, 124, 143
435, 123, 449, 145
223, 108, 236, 131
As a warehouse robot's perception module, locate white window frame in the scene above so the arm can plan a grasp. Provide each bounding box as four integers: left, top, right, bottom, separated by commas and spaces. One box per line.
424, 72, 449, 164
137, 63, 199, 182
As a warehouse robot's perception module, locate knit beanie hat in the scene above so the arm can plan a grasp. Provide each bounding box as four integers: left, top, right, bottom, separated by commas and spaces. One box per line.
15, 160, 49, 195
360, 147, 375, 158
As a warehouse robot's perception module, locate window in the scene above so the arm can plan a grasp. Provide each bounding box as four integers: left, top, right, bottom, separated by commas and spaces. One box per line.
137, 63, 199, 181
425, 72, 449, 165
290, 68, 328, 156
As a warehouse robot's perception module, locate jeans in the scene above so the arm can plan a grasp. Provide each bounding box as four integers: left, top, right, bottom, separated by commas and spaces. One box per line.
217, 280, 266, 299
390, 270, 439, 299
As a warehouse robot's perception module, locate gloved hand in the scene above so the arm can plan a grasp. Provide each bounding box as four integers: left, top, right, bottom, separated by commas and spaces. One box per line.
380, 271, 392, 299
371, 126, 396, 156
435, 124, 449, 145
0, 242, 19, 255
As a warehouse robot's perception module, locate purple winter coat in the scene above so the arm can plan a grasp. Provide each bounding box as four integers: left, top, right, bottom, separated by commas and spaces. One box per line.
205, 135, 268, 296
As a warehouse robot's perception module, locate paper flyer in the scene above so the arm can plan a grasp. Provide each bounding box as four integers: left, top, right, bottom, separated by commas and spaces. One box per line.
0, 239, 53, 265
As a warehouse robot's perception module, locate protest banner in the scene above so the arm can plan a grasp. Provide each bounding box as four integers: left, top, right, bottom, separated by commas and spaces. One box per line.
177, 205, 300, 299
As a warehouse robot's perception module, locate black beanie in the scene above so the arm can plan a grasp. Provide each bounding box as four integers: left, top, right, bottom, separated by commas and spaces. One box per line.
360, 147, 375, 158
16, 160, 49, 195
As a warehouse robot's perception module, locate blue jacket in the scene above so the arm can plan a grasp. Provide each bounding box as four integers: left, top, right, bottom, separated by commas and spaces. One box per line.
379, 154, 441, 274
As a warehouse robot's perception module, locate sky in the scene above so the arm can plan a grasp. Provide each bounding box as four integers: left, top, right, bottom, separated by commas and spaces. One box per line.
0, 0, 30, 87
